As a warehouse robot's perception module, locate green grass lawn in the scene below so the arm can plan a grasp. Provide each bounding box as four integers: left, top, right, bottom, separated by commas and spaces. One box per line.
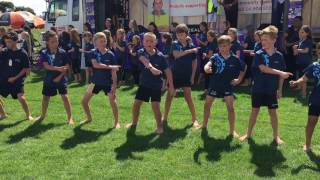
0, 71, 319, 179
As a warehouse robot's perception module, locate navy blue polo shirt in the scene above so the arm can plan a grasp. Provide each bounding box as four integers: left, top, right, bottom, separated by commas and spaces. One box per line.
137, 48, 168, 90
115, 40, 126, 64
231, 40, 244, 61
84, 42, 94, 61
209, 53, 246, 92
171, 41, 197, 78
0, 48, 30, 85
90, 49, 116, 86
198, 32, 207, 48
253, 42, 262, 53
130, 45, 142, 66
206, 41, 218, 54
70, 41, 80, 60
40, 48, 69, 85
305, 62, 320, 106
252, 49, 286, 94
296, 39, 313, 65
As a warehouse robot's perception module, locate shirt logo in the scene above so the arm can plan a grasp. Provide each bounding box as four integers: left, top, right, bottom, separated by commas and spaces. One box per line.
313, 63, 320, 86
8, 59, 12, 66
215, 55, 225, 74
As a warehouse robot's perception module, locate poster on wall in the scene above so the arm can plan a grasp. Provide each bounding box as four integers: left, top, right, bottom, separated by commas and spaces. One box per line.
148, 0, 170, 32
288, 0, 303, 26
85, 0, 95, 32
170, 0, 207, 16
238, 0, 272, 14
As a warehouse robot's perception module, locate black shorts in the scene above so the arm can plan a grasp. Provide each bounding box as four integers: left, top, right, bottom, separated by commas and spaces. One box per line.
207, 89, 233, 98
135, 86, 161, 102
87, 83, 111, 95
252, 93, 278, 109
85, 58, 92, 68
42, 84, 67, 96
173, 76, 191, 89
308, 104, 320, 117
0, 83, 24, 99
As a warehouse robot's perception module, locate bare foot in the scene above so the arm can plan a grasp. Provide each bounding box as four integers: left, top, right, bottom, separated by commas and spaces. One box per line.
303, 144, 311, 152
274, 136, 284, 145
27, 116, 35, 121
156, 126, 164, 135
239, 134, 249, 142
68, 119, 75, 125
0, 114, 8, 120
34, 116, 45, 122
192, 120, 200, 128
195, 124, 206, 130
230, 131, 239, 138
114, 122, 121, 129
80, 119, 92, 125
126, 123, 136, 129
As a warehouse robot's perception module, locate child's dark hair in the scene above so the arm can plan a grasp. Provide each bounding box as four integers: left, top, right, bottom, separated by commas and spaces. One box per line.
103, 30, 113, 48
83, 31, 93, 41
162, 32, 172, 45
199, 21, 209, 32
149, 22, 159, 33
176, 24, 189, 34
301, 25, 312, 40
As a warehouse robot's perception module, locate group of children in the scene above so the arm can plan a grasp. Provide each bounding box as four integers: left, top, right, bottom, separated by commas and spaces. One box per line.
0, 21, 319, 152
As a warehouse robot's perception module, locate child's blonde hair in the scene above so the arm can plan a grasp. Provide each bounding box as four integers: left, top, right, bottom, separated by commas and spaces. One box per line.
144, 32, 157, 40
21, 31, 32, 56
228, 28, 238, 40
93, 32, 106, 42
217, 35, 232, 45
261, 25, 278, 39
132, 35, 141, 46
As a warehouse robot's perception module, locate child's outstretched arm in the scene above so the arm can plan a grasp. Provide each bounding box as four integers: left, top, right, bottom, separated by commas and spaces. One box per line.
164, 68, 175, 95
92, 59, 120, 70
258, 64, 293, 79
290, 75, 308, 87
53, 64, 70, 83
139, 56, 162, 76
172, 48, 198, 59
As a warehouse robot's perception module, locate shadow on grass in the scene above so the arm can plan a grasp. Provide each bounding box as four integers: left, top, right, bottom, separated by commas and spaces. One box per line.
193, 129, 241, 164
60, 124, 113, 150
0, 120, 25, 132
114, 122, 192, 161
291, 150, 320, 174
248, 138, 287, 177
68, 82, 86, 89
6, 120, 64, 144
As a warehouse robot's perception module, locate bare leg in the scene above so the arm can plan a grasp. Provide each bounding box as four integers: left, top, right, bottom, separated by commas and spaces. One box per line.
224, 95, 238, 137
239, 108, 260, 141
304, 115, 319, 152
126, 99, 143, 128
197, 95, 215, 129
81, 91, 94, 123
162, 89, 175, 122
301, 82, 307, 98
151, 101, 163, 134
0, 98, 7, 118
268, 108, 284, 145
61, 94, 74, 125
17, 93, 33, 120
108, 93, 120, 128
183, 87, 198, 126
36, 95, 50, 121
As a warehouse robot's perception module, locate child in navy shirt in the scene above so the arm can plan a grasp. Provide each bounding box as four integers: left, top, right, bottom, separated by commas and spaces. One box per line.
162, 24, 199, 127
128, 35, 142, 85
35, 30, 74, 124
240, 26, 293, 145
80, 31, 95, 84
228, 28, 244, 61
81, 32, 121, 128
126, 32, 174, 134
0, 32, 33, 120
293, 25, 313, 98
68, 29, 82, 82
113, 29, 127, 83
197, 35, 246, 137
290, 62, 320, 152
202, 30, 218, 92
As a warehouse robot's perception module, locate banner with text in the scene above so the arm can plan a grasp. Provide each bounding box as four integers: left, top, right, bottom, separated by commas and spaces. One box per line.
170, 0, 207, 16
239, 0, 272, 14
